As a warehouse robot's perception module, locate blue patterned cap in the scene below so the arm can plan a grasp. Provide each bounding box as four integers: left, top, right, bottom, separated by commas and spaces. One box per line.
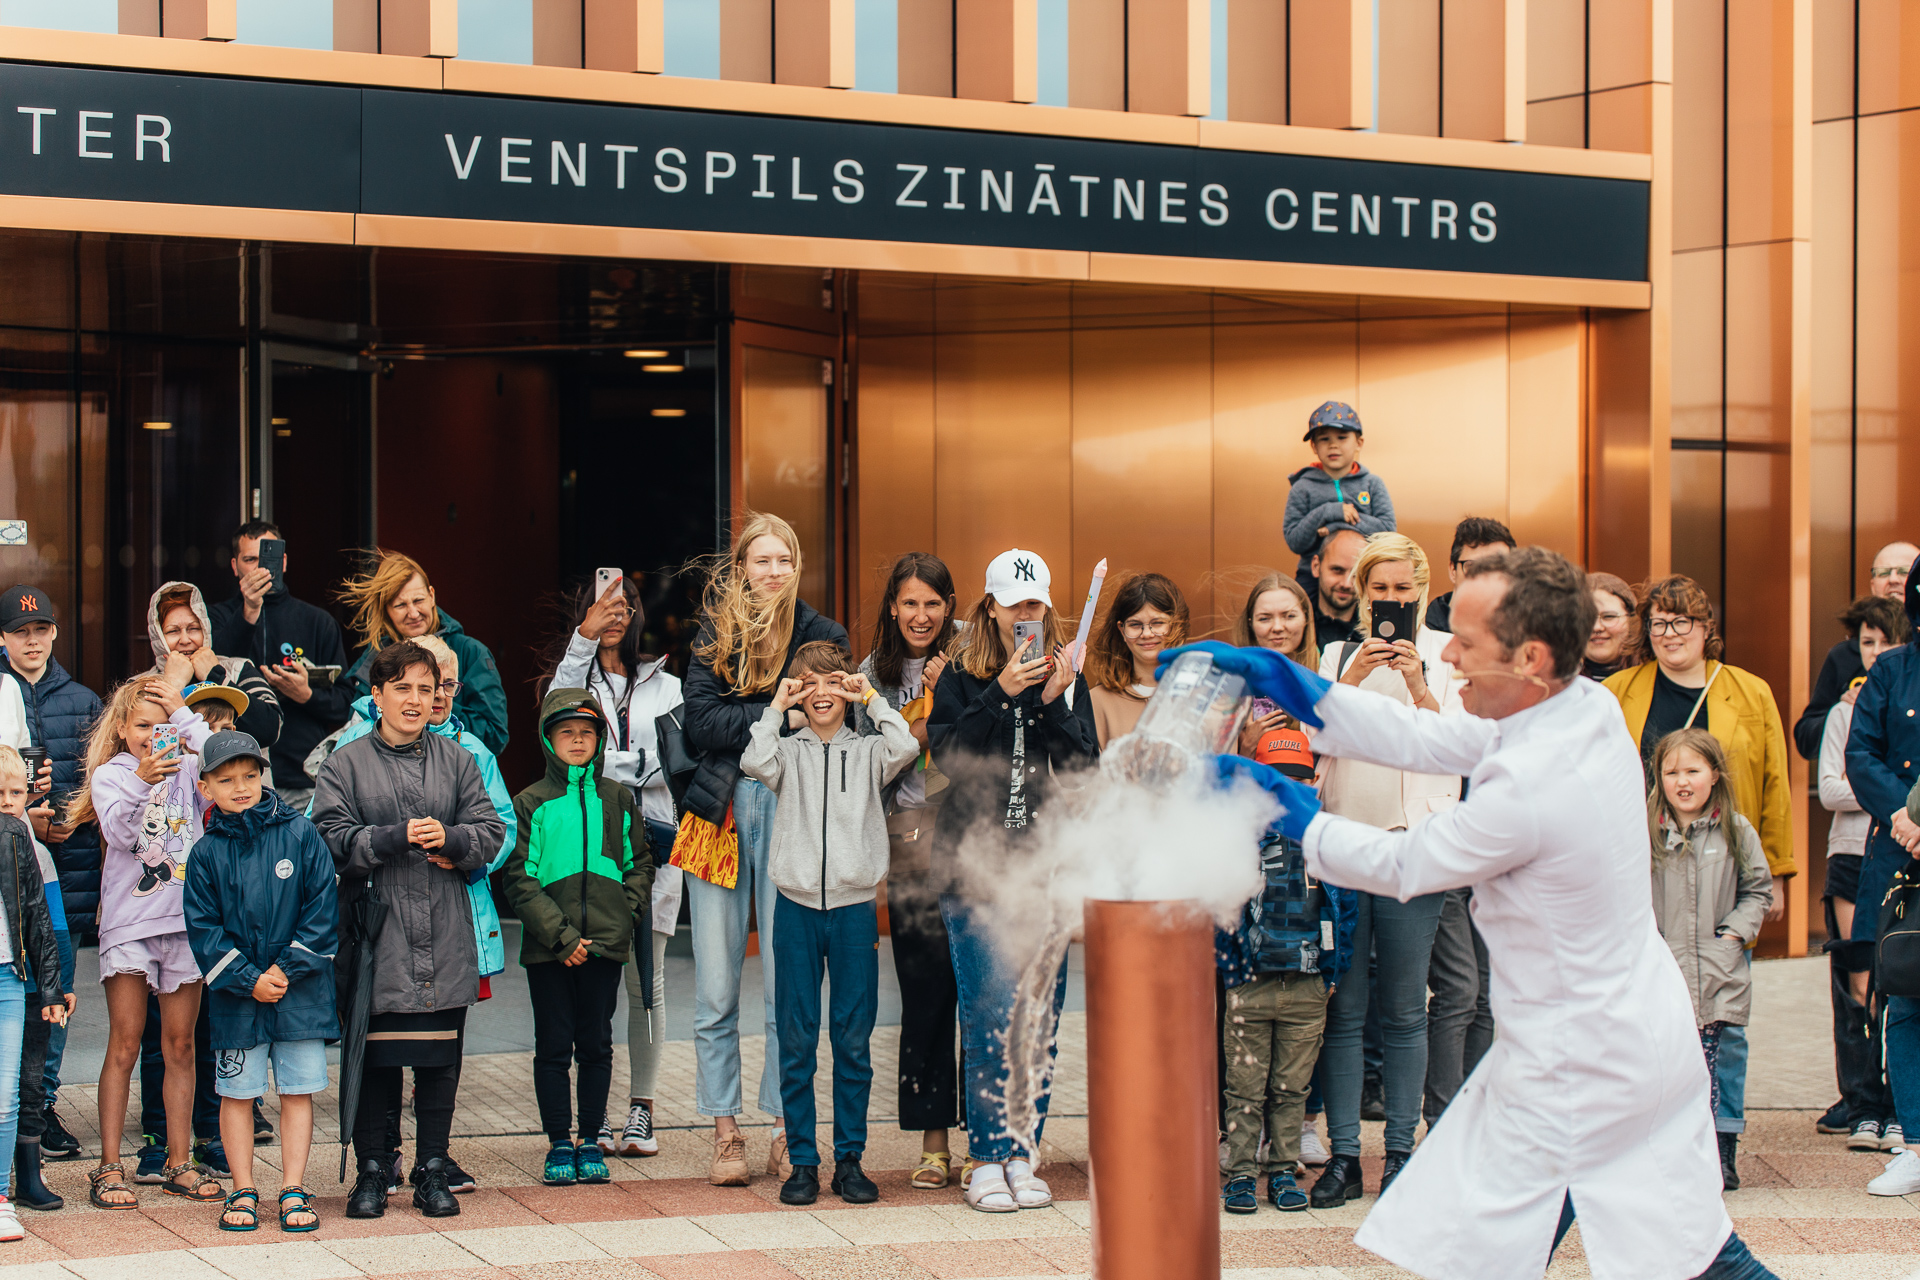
1304, 400, 1363, 441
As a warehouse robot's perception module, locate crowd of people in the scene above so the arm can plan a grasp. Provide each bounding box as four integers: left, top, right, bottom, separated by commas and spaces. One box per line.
0, 397, 1903, 1246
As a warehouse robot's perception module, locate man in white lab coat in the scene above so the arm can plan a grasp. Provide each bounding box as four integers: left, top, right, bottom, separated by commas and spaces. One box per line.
1170, 547, 1774, 1280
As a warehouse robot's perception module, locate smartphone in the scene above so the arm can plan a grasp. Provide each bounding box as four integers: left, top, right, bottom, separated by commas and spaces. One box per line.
595, 567, 624, 601
258, 537, 286, 594
1370, 600, 1418, 643
150, 724, 179, 758
1013, 619, 1044, 664
47, 790, 68, 826
306, 664, 341, 685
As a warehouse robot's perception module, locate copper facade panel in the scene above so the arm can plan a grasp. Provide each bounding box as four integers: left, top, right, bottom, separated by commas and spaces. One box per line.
1670, 0, 1725, 252
1724, 0, 1803, 249
775, 0, 856, 88
1086, 254, 1650, 309
956, 0, 1039, 103
853, 332, 938, 629
1355, 315, 1512, 567
1668, 446, 1723, 601
898, 0, 955, 97
931, 320, 1074, 606
1526, 96, 1586, 149
742, 344, 834, 607
1128, 0, 1209, 117
1527, 0, 1587, 102
1442, 0, 1526, 142
532, 0, 584, 67
1069, 0, 1126, 109
583, 0, 666, 75
380, 0, 458, 59
1809, 118, 1855, 668
1851, 110, 1920, 562
1227, 0, 1288, 125
1507, 311, 1584, 558
1857, 0, 1920, 115
1586, 0, 1659, 91
1724, 244, 1795, 446
720, 0, 774, 81
1290, 0, 1374, 131
1811, 0, 1856, 120
1376, 0, 1440, 137
1669, 249, 1723, 441
1588, 307, 1664, 582
335, 0, 379, 53
161, 1, 236, 43
1070, 320, 1215, 624
1211, 321, 1359, 603
1588, 83, 1656, 155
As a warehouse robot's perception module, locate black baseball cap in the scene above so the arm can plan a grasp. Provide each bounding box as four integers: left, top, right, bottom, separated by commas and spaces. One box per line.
543, 703, 606, 735
0, 586, 55, 633
201, 730, 269, 773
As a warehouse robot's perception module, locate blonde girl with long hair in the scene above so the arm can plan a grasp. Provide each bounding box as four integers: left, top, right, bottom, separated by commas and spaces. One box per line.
72, 675, 221, 1211
678, 512, 847, 1187
338, 550, 509, 756
1305, 531, 1465, 1210
926, 548, 1096, 1213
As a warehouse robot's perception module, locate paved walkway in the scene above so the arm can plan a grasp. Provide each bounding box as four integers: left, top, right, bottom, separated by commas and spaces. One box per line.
12, 958, 1918, 1278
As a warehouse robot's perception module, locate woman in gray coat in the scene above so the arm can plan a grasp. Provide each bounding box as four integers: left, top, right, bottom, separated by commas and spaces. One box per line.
311, 641, 504, 1220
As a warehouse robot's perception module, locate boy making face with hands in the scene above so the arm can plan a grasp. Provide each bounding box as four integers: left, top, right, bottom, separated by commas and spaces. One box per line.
743, 642, 920, 1208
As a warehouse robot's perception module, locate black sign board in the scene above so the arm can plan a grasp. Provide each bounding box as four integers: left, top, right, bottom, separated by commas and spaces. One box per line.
0, 61, 1649, 282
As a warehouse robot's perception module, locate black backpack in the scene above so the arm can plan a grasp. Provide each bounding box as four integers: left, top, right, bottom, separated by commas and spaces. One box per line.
1876, 862, 1920, 998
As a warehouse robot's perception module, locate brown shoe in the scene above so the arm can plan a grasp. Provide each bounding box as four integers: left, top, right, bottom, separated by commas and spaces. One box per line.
709, 1133, 750, 1187
768, 1130, 793, 1180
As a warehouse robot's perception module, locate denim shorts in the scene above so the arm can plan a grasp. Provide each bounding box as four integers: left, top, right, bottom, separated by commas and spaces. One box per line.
213, 1038, 329, 1099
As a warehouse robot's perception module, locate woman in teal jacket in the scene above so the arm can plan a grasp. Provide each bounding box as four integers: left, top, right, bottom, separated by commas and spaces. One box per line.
339, 550, 509, 757
308, 645, 514, 979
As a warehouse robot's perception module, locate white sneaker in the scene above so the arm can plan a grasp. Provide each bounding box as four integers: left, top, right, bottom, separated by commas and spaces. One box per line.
1299, 1120, 1330, 1167
619, 1101, 658, 1157
1005, 1158, 1052, 1208
0, 1198, 21, 1242
1868, 1148, 1920, 1196
1884, 1123, 1907, 1153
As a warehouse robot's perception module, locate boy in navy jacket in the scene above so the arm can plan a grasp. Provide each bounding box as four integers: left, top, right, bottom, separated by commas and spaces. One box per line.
183, 731, 338, 1232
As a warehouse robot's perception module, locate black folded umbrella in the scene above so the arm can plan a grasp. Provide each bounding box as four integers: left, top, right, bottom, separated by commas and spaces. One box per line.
336, 889, 389, 1181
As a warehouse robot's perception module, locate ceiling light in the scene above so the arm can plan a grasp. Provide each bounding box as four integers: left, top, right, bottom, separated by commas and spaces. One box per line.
624, 349, 670, 359
142, 421, 171, 431
271, 417, 290, 425
641, 364, 684, 373
650, 408, 687, 418
275, 429, 292, 438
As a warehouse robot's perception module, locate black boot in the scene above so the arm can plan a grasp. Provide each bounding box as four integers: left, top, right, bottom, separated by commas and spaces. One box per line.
1379, 1150, 1412, 1196
1718, 1132, 1740, 1191
413, 1157, 460, 1217
1360, 1073, 1387, 1122
831, 1158, 878, 1204
1309, 1153, 1363, 1208
13, 1142, 62, 1211
780, 1164, 819, 1205
346, 1157, 390, 1218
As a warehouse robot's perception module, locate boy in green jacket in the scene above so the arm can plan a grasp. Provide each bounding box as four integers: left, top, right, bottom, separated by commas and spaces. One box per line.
505, 688, 653, 1188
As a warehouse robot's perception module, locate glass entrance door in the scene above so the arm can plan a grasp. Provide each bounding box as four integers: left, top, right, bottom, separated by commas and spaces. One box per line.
732, 320, 841, 618
257, 344, 374, 616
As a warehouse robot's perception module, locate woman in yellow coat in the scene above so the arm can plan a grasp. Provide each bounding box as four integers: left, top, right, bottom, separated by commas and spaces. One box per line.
1602, 573, 1793, 1188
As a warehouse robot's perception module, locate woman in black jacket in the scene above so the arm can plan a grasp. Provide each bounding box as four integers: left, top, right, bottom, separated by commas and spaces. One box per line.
681, 512, 846, 1187
927, 548, 1095, 1214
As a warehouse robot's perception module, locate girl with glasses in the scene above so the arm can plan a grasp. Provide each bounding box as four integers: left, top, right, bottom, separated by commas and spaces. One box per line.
1084, 572, 1189, 749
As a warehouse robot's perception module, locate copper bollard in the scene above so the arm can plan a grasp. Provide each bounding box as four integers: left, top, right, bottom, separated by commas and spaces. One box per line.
1084, 898, 1220, 1280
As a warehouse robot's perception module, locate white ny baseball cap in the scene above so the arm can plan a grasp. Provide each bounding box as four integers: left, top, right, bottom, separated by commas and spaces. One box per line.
985, 549, 1053, 608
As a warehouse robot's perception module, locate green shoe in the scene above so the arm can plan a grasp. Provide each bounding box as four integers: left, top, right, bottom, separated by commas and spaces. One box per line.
543, 1141, 577, 1186
574, 1142, 611, 1184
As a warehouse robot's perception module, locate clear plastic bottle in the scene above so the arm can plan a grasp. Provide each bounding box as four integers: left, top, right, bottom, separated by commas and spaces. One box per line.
1102, 651, 1251, 788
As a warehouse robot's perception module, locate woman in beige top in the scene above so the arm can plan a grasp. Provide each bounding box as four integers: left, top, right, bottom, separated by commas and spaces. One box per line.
1084, 572, 1188, 748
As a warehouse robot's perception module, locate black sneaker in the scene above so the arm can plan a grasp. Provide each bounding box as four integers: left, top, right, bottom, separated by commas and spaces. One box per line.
831, 1157, 878, 1204
39, 1108, 79, 1160
345, 1157, 389, 1219
779, 1165, 819, 1205
252, 1099, 275, 1145
133, 1134, 169, 1184
1359, 1074, 1387, 1122
1718, 1132, 1740, 1191
412, 1156, 476, 1194
1816, 1100, 1850, 1134
412, 1157, 460, 1217
1380, 1150, 1411, 1195
1309, 1154, 1363, 1208
194, 1137, 230, 1176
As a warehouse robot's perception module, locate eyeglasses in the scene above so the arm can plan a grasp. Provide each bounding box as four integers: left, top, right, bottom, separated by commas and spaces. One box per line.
1871, 567, 1908, 581
438, 680, 464, 697
1646, 617, 1700, 637
1121, 620, 1172, 638
1594, 612, 1629, 625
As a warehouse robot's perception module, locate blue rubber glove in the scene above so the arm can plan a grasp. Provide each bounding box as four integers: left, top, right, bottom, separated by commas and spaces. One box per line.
1215, 754, 1322, 842
1156, 640, 1333, 729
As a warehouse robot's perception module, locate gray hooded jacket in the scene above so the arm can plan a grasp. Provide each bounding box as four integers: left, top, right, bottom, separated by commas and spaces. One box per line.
1650, 810, 1774, 1028
311, 726, 504, 1014
146, 580, 284, 749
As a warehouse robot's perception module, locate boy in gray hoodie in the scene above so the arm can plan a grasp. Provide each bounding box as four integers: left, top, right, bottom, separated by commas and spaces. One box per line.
741, 640, 918, 1208
1283, 401, 1397, 591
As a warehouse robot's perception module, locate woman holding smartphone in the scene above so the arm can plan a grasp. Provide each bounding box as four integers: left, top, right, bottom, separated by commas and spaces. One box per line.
928, 548, 1096, 1213
1084, 573, 1189, 749
1308, 532, 1462, 1210
854, 553, 962, 1188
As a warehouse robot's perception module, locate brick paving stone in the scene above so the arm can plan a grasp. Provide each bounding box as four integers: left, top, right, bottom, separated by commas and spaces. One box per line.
506, 1263, 667, 1280
760, 1244, 940, 1280
635, 1250, 803, 1280
884, 1239, 1064, 1278
190, 1239, 364, 1280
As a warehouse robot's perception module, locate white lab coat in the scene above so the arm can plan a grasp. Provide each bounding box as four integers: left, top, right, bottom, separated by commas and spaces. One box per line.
1301, 676, 1729, 1280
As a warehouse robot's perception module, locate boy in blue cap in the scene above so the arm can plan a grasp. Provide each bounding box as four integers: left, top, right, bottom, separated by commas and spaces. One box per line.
1284, 401, 1397, 600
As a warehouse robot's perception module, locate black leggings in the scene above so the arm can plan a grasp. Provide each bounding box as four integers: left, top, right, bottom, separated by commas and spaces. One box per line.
526, 957, 623, 1145
355, 1063, 458, 1166
889, 865, 961, 1132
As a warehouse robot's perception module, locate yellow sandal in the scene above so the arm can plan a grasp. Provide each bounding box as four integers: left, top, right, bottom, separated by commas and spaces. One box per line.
911, 1151, 953, 1189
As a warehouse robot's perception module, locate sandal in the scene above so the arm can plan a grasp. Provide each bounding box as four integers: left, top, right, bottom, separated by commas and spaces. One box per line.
961, 1160, 1018, 1213
160, 1162, 224, 1202
219, 1188, 259, 1232
278, 1185, 319, 1233
910, 1150, 953, 1190
1006, 1158, 1052, 1208
88, 1163, 138, 1210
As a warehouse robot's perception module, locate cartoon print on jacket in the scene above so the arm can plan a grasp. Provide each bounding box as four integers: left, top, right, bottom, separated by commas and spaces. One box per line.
132, 779, 193, 897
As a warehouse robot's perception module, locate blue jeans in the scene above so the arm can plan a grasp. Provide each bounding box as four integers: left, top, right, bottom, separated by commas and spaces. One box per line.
1715, 1019, 1748, 1135
40, 929, 71, 1103
1885, 995, 1920, 1136
772, 894, 878, 1166
1323, 890, 1445, 1155
0, 967, 23, 1189
687, 777, 783, 1118
942, 895, 1068, 1164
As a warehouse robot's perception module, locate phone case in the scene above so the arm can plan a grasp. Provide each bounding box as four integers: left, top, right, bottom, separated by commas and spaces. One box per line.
151, 726, 179, 756
596, 568, 623, 597
1013, 621, 1043, 663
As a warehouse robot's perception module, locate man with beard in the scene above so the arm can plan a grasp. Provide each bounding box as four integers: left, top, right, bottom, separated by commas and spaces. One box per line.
1311, 528, 1366, 649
